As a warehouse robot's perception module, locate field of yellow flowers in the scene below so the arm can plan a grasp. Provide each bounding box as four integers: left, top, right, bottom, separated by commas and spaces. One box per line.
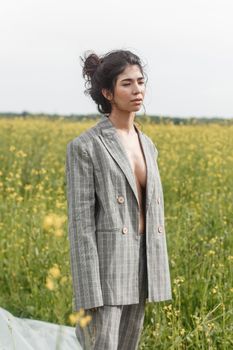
0, 117, 232, 349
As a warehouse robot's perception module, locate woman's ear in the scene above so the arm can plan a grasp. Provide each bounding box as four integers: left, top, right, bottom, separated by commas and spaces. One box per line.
102, 88, 113, 101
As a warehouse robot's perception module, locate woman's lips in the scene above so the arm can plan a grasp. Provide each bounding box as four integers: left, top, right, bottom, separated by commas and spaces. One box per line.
131, 100, 142, 104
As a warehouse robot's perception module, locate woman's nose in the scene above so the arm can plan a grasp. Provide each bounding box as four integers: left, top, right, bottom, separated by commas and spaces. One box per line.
133, 86, 142, 94
133, 83, 144, 94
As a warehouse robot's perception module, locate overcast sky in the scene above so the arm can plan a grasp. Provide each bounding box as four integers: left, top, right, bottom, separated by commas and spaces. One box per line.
0, 0, 232, 118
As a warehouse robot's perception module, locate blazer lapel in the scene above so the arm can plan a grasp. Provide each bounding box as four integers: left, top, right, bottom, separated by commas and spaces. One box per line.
97, 117, 155, 213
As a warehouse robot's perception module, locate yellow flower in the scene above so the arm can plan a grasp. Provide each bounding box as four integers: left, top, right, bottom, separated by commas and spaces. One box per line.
24, 184, 32, 191
79, 315, 92, 328
208, 250, 216, 256
45, 277, 55, 290
211, 286, 218, 294
209, 236, 217, 244
43, 214, 66, 231
60, 276, 68, 285
16, 150, 27, 158
54, 229, 64, 237
68, 308, 90, 326
173, 276, 185, 286
43, 215, 54, 230
69, 313, 80, 325
48, 264, 61, 279
56, 201, 63, 208
78, 308, 85, 317
174, 309, 180, 316
207, 322, 215, 330
9, 145, 16, 152
180, 328, 185, 336
40, 168, 47, 174
52, 215, 66, 229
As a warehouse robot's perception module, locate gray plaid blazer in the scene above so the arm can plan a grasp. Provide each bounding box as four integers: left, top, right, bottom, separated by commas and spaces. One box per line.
66, 116, 172, 311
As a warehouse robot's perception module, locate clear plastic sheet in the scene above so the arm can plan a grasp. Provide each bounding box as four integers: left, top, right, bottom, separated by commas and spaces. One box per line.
0, 307, 82, 350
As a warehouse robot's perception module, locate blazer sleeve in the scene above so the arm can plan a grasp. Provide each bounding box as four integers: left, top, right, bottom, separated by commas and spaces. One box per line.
66, 140, 103, 311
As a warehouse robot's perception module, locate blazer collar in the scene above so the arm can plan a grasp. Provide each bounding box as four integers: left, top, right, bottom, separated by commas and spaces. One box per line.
96, 116, 155, 214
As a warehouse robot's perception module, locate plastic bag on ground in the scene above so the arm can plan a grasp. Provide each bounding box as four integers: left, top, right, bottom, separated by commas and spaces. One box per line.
0, 307, 82, 350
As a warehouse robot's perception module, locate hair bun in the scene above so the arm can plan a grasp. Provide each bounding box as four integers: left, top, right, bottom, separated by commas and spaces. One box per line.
81, 51, 102, 80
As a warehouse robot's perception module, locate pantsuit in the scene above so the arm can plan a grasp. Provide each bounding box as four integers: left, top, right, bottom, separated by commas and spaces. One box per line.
65, 116, 172, 347
75, 232, 148, 350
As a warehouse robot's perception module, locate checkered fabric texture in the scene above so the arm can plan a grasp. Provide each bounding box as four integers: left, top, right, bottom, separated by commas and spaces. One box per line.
75, 232, 147, 350
65, 116, 172, 311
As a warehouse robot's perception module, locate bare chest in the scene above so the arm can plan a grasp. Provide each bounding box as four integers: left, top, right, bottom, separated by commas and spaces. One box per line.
117, 133, 147, 190
116, 129, 148, 234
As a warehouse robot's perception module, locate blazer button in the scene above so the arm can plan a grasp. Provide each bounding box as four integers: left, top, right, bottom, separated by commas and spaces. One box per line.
158, 225, 163, 233
117, 195, 125, 204
122, 226, 128, 234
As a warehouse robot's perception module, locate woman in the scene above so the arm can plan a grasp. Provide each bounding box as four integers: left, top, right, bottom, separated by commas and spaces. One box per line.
66, 49, 172, 350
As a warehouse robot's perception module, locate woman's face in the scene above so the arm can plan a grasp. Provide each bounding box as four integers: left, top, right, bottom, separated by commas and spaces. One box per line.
103, 64, 146, 113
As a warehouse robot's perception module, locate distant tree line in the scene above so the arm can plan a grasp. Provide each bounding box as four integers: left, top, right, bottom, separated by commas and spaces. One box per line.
0, 111, 232, 125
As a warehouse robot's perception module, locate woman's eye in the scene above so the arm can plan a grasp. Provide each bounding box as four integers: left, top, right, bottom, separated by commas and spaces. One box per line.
122, 81, 144, 86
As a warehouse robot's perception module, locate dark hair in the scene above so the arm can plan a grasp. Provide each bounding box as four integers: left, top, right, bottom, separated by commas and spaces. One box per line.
80, 49, 147, 115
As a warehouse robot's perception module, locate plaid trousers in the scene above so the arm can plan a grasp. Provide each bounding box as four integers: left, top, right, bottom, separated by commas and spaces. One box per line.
75, 232, 148, 350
